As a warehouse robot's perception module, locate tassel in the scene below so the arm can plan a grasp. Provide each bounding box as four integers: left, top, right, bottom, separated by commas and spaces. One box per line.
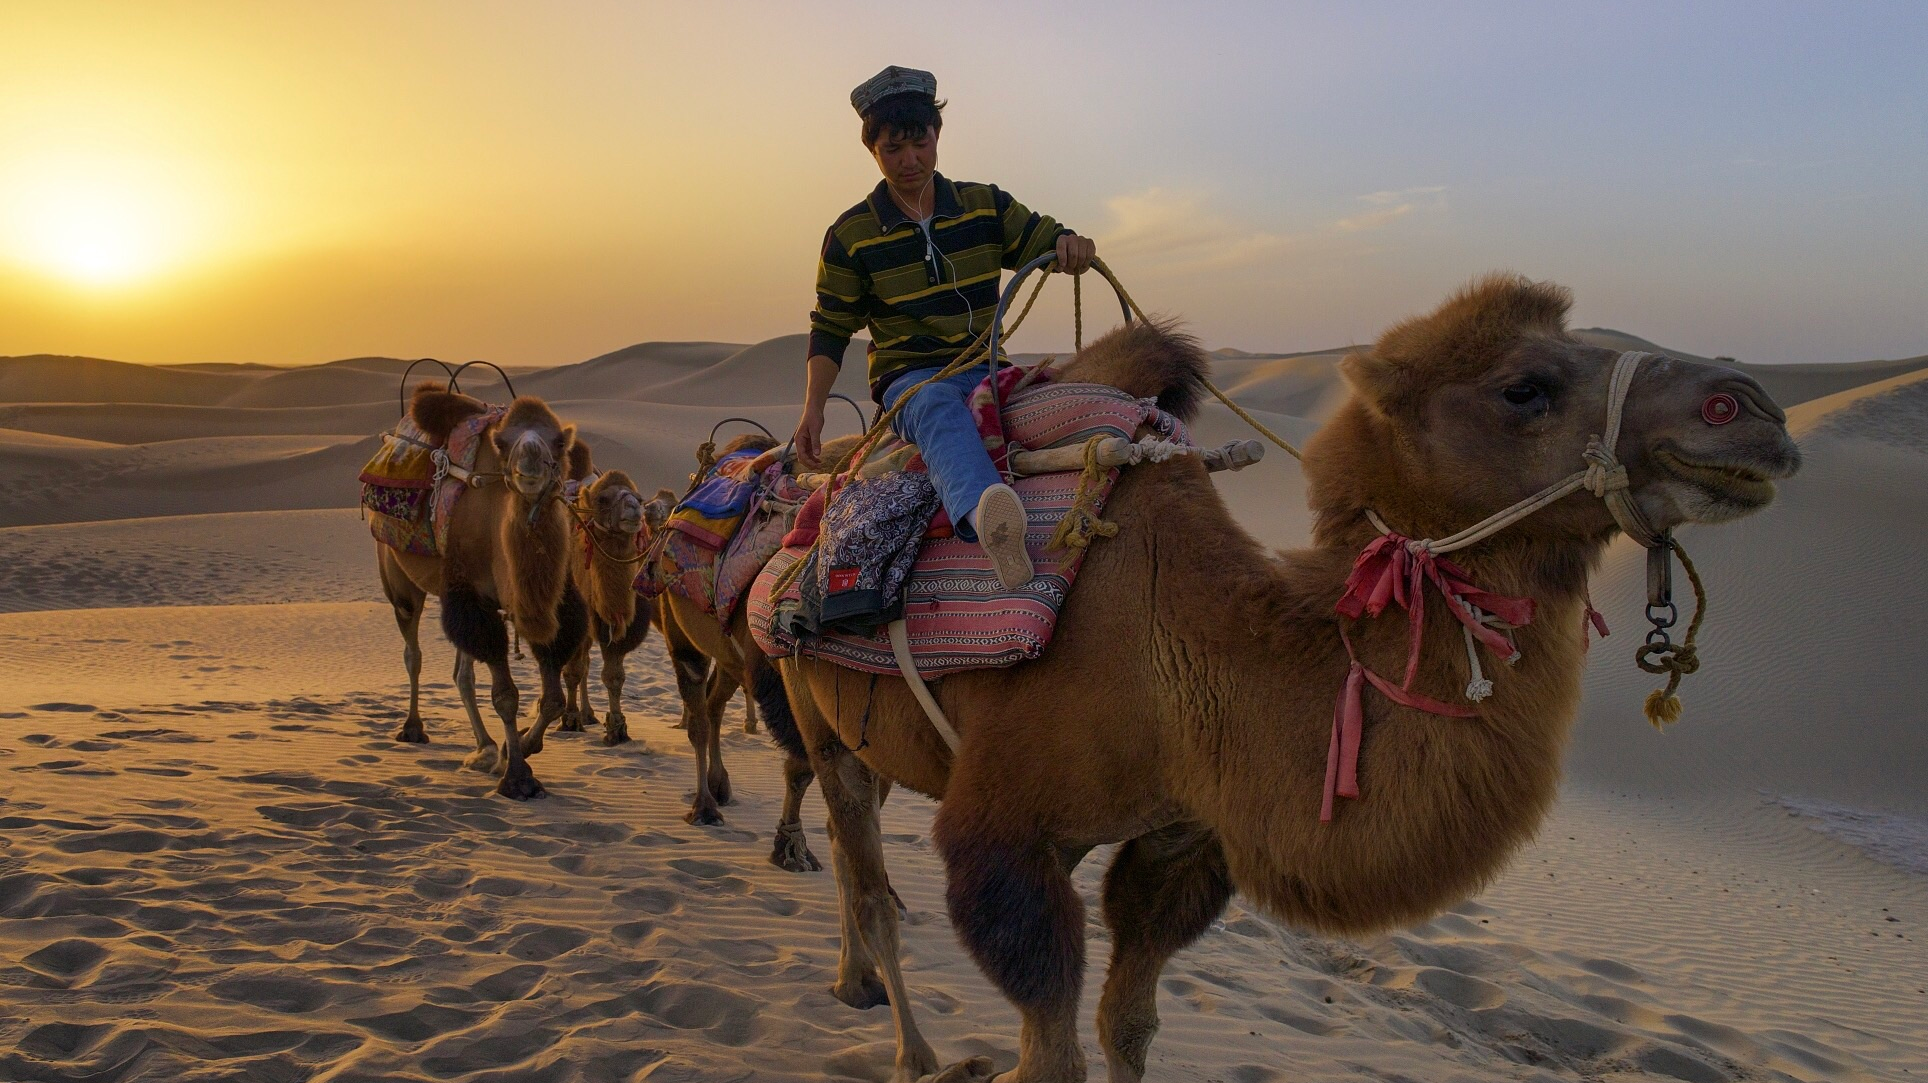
1643, 685, 1683, 729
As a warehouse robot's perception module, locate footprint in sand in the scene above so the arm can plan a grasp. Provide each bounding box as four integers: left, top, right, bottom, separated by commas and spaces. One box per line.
346, 1002, 483, 1044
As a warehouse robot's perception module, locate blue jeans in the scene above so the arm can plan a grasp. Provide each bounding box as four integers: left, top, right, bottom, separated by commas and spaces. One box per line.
880, 363, 1000, 542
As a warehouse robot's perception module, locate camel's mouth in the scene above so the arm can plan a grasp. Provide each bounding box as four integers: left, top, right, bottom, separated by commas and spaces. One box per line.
1651, 447, 1780, 510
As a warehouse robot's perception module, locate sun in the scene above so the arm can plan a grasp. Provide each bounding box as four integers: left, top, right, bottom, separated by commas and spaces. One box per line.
1, 156, 202, 289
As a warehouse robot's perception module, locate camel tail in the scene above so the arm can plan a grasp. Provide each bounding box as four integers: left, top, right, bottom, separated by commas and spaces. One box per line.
1056, 317, 1210, 424
749, 654, 805, 760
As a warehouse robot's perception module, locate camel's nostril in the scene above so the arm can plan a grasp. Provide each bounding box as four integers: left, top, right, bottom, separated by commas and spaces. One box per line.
1701, 393, 1739, 426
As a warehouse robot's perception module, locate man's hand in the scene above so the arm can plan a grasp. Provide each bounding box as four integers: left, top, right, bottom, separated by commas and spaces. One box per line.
1056, 233, 1096, 275
792, 405, 825, 468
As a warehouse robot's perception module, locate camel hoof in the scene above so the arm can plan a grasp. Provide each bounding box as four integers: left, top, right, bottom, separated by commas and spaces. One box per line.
770, 823, 821, 873
710, 772, 733, 806
602, 717, 631, 746
394, 721, 428, 744
463, 745, 501, 774
685, 803, 725, 827
519, 731, 545, 758
558, 711, 585, 733
742, 715, 760, 735
888, 883, 908, 921
925, 1056, 996, 1083
830, 973, 890, 1010
497, 764, 546, 801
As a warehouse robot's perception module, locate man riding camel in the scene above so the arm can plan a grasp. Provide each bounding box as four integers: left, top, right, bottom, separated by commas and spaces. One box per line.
791, 65, 1096, 590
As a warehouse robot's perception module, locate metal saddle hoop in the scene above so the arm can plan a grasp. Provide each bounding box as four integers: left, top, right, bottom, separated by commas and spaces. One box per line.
983, 252, 1138, 449
395, 358, 519, 417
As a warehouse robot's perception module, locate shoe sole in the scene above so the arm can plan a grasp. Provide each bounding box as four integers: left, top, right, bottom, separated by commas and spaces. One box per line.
976, 484, 1034, 589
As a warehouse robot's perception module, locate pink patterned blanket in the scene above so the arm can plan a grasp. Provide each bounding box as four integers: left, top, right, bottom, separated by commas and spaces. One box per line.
748, 380, 1188, 676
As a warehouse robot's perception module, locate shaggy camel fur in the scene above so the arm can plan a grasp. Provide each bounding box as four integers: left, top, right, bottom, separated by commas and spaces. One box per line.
558, 442, 675, 746
777, 276, 1801, 1083
377, 384, 588, 800
659, 432, 867, 872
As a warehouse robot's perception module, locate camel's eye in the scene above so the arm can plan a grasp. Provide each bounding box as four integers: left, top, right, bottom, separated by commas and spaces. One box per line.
1501, 382, 1546, 407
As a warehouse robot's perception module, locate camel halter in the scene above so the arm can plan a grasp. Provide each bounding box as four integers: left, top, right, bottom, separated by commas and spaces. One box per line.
1323, 350, 1708, 821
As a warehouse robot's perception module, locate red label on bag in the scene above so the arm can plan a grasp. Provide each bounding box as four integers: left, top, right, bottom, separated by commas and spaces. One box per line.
827, 568, 861, 592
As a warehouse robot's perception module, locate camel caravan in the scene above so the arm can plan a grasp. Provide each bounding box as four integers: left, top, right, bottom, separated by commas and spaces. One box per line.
356, 267, 1799, 1082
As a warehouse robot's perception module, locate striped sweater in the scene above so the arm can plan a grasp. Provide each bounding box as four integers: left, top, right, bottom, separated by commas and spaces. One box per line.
808, 174, 1070, 397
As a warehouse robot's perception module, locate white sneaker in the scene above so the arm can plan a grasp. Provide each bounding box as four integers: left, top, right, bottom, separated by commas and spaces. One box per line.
974, 483, 1033, 589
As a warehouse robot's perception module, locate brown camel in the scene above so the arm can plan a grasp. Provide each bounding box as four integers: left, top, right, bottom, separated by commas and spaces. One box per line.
376, 384, 588, 800
658, 432, 867, 871
775, 275, 1802, 1082
558, 440, 676, 746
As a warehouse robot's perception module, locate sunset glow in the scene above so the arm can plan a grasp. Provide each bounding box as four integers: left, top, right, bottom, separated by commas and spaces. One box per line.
0, 4, 1922, 365
2, 162, 194, 287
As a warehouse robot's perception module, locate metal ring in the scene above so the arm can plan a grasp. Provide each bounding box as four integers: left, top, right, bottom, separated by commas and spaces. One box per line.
1645, 601, 1679, 629
398, 358, 458, 417
448, 360, 519, 403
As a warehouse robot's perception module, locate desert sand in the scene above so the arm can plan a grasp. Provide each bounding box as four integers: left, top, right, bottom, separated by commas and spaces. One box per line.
0, 333, 1923, 1082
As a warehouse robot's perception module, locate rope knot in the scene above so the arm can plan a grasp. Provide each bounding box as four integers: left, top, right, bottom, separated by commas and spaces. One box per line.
1047, 435, 1121, 552
1582, 437, 1630, 497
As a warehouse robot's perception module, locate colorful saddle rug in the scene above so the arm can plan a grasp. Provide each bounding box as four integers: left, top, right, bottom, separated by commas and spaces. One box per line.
639, 452, 813, 623
748, 379, 1190, 676
358, 406, 503, 557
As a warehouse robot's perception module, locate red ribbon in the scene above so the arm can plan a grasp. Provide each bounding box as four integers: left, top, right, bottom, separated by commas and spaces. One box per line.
1322, 533, 1537, 822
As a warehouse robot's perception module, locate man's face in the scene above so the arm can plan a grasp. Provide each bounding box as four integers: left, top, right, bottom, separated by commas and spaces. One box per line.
871, 126, 938, 192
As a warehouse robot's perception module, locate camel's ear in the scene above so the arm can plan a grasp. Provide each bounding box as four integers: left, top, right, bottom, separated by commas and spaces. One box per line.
553, 424, 577, 463
566, 441, 593, 481
1340, 349, 1418, 418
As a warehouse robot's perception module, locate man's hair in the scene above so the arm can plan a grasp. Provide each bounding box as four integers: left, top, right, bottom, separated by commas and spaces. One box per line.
861, 94, 945, 148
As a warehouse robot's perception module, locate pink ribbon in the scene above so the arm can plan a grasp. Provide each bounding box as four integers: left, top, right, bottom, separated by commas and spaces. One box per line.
1322, 533, 1537, 822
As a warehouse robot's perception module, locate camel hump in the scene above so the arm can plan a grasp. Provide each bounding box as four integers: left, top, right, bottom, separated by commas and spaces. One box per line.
567, 441, 595, 482
719, 432, 780, 457
818, 433, 866, 474
1056, 318, 1210, 423
409, 381, 491, 445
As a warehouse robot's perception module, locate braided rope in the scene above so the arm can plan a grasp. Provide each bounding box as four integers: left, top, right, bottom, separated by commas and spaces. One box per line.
1045, 434, 1122, 552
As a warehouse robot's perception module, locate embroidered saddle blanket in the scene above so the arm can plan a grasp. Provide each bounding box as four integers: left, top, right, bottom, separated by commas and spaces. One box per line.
748, 378, 1190, 676
358, 406, 503, 557
639, 452, 813, 623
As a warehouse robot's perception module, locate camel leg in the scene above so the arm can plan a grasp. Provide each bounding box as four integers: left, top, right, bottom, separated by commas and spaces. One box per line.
933, 778, 1089, 1082
745, 651, 821, 873
700, 667, 736, 806
518, 583, 587, 759
741, 687, 760, 734
814, 739, 989, 1083
560, 629, 591, 733
377, 551, 430, 743
451, 653, 499, 772
668, 643, 725, 825
443, 584, 541, 800
599, 638, 631, 745
1095, 823, 1233, 1083
770, 747, 821, 872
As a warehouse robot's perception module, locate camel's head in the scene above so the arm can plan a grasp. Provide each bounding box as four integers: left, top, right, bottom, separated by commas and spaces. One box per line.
583, 469, 646, 539
1311, 274, 1800, 543
642, 488, 676, 535
492, 397, 576, 502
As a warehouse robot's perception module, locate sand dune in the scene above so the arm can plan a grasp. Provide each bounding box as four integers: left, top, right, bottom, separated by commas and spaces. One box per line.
0, 329, 1923, 1082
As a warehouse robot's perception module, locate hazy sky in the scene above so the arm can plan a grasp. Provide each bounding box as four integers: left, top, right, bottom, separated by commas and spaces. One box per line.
2, 1, 1923, 366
